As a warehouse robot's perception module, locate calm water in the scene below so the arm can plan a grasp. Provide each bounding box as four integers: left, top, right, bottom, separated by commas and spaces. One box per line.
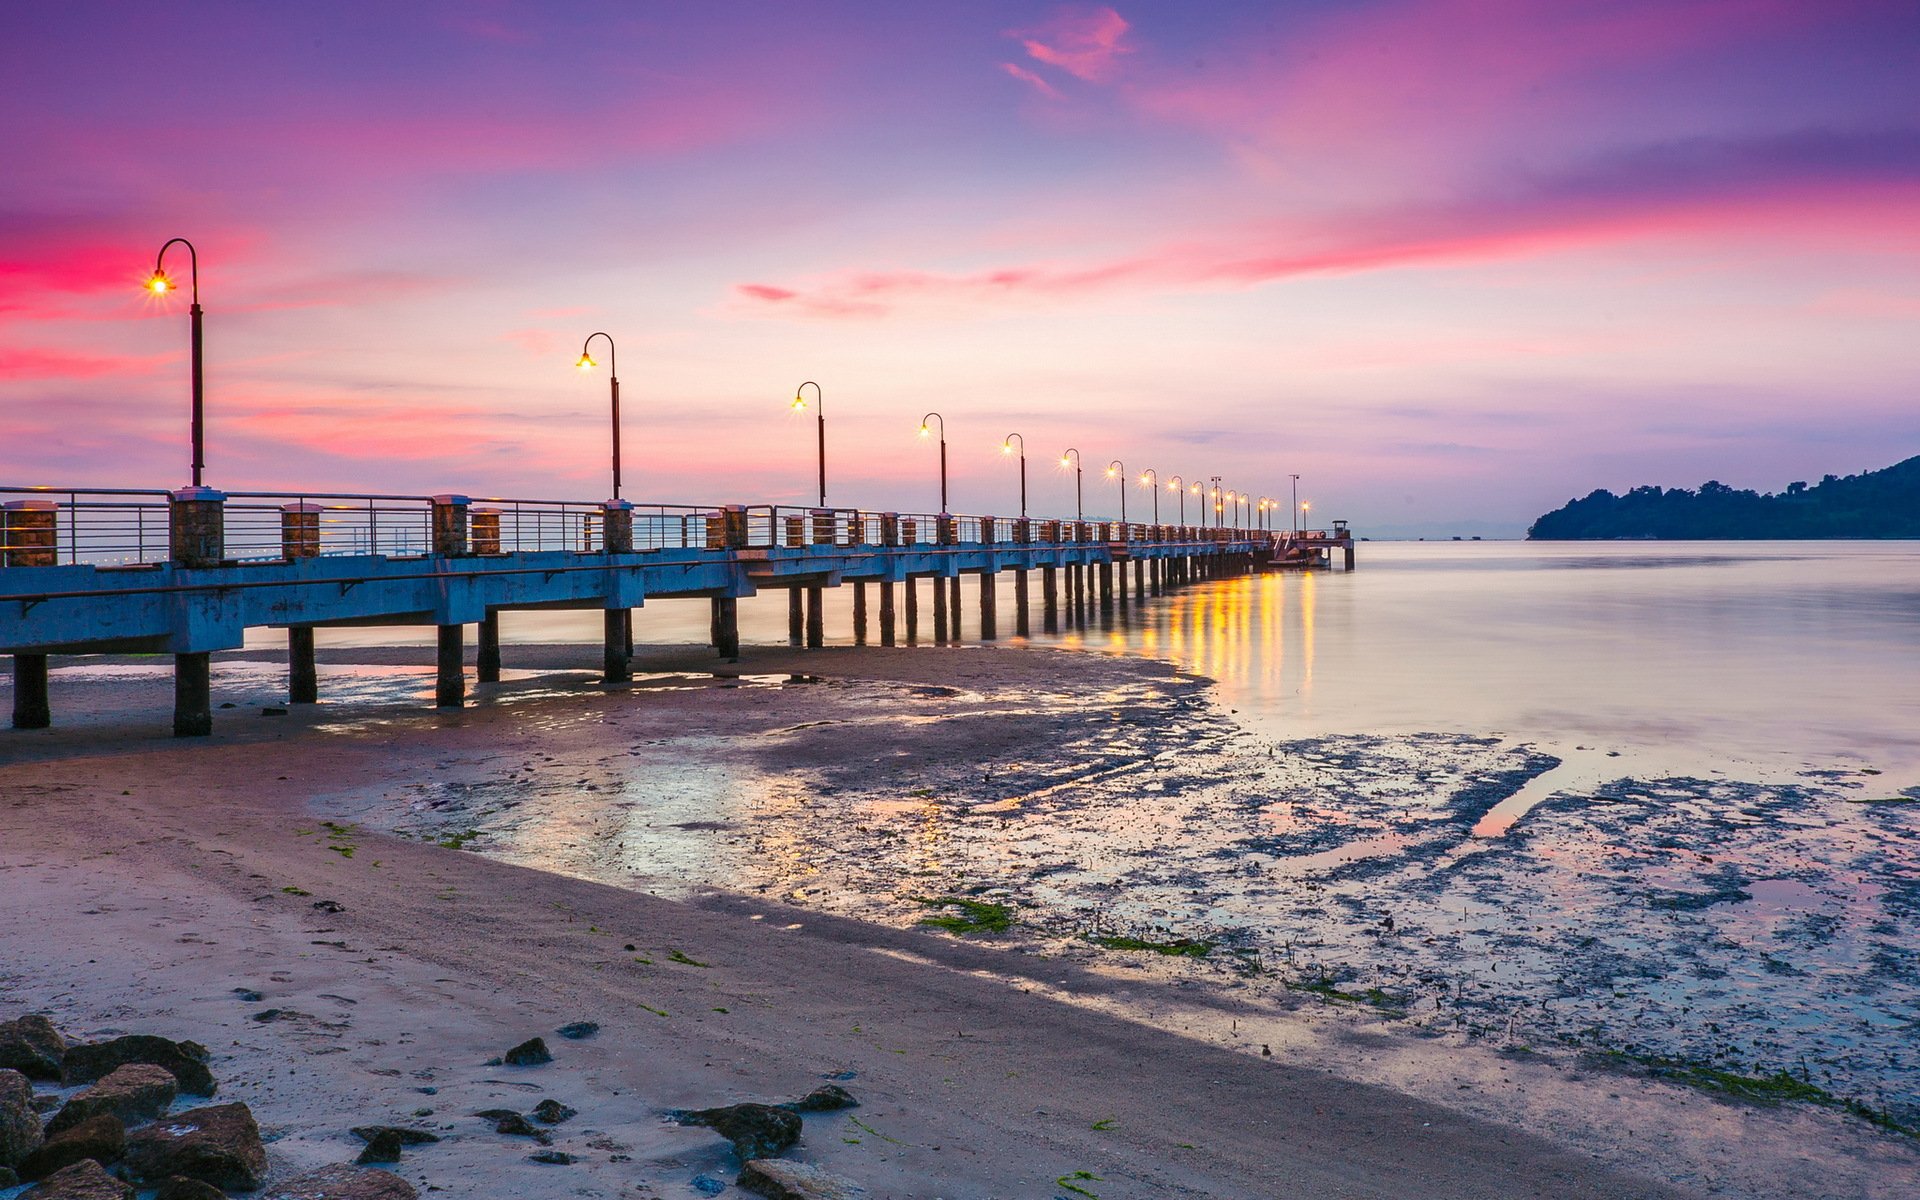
276, 540, 1920, 784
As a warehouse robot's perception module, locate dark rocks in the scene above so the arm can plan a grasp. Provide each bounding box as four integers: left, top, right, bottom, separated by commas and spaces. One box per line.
679, 1103, 801, 1162
312, 900, 344, 914
264, 1164, 418, 1200
353, 1129, 403, 1165
0, 1016, 66, 1082
48, 1064, 177, 1135
554, 1021, 598, 1040
474, 1110, 550, 1144
20, 1113, 123, 1181
22, 1158, 133, 1199
531, 1099, 576, 1124
122, 1102, 266, 1190
0, 1165, 14, 1188
527, 1150, 575, 1164
501, 1037, 551, 1066
62, 1036, 215, 1098
781, 1086, 857, 1114
738, 1159, 868, 1200
1, 1068, 43, 1169
231, 990, 265, 1003
153, 1176, 227, 1200
349, 1126, 438, 1146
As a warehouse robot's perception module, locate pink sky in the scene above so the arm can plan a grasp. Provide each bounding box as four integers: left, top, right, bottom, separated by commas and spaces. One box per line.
3, 1, 1916, 534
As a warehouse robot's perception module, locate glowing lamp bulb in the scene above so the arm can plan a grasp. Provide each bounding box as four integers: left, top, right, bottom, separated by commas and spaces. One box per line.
919, 425, 930, 438
146, 272, 171, 295
791, 395, 807, 411
1058, 457, 1071, 467
576, 354, 595, 371
1001, 443, 1012, 455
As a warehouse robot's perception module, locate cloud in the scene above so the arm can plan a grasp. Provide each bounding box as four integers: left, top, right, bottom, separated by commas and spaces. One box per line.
1008, 6, 1132, 84
1000, 62, 1062, 101
0, 347, 176, 381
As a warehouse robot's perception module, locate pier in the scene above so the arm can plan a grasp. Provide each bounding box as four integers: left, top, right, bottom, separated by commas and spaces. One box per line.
0, 485, 1332, 735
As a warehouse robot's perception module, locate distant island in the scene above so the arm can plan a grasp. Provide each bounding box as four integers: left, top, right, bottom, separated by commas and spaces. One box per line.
1528, 455, 1920, 539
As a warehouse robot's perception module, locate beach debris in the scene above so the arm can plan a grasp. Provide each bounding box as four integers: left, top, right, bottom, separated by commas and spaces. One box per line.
531, 1099, 577, 1124
153, 1175, 227, 1200
48, 1064, 177, 1135
502, 1037, 552, 1066
691, 1175, 727, 1196
0, 1069, 43, 1170
231, 989, 264, 1003
738, 1158, 867, 1200
312, 900, 345, 913
473, 1109, 551, 1144
19, 1113, 124, 1181
122, 1101, 267, 1190
527, 1149, 575, 1164
780, 1086, 857, 1114
555, 1021, 599, 1040
0, 1015, 66, 1081
349, 1126, 439, 1146
263, 1163, 418, 1199
676, 1103, 801, 1162
353, 1129, 403, 1165
21, 1158, 132, 1199
62, 1035, 217, 1097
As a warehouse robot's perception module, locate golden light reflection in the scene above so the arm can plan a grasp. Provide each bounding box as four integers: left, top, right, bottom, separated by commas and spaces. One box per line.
1300, 570, 1317, 695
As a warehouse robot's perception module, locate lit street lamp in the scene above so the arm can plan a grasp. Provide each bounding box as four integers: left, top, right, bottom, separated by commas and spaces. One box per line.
574, 332, 622, 499
919, 412, 948, 512
791, 381, 826, 507
1168, 475, 1186, 524
147, 238, 206, 486
1059, 447, 1084, 522
1001, 432, 1027, 518
1290, 473, 1302, 535
1140, 468, 1159, 523
1105, 460, 1127, 525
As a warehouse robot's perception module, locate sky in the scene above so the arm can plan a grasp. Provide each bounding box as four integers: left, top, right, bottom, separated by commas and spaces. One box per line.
3, 0, 1916, 536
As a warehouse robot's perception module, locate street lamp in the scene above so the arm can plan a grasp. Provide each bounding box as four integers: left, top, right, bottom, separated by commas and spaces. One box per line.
1139, 468, 1159, 524
1190, 480, 1204, 528
1059, 447, 1083, 522
1001, 432, 1027, 518
147, 238, 205, 486
574, 332, 622, 499
1300, 500, 1311, 532
1290, 473, 1302, 535
919, 412, 948, 512
791, 381, 826, 507
1105, 460, 1127, 525
1168, 475, 1185, 525
1210, 476, 1223, 526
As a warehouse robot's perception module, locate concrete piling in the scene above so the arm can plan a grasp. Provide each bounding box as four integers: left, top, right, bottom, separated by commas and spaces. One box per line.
880, 580, 897, 646
806, 585, 824, 649
1014, 569, 1030, 638
10, 653, 49, 729
906, 576, 920, 643
477, 611, 501, 683
289, 627, 318, 703
713, 596, 740, 659
949, 576, 962, 642
603, 609, 630, 683
979, 572, 997, 640
788, 588, 804, 646
173, 652, 213, 738
1043, 565, 1059, 632
853, 580, 868, 645
932, 573, 949, 643
436, 624, 465, 707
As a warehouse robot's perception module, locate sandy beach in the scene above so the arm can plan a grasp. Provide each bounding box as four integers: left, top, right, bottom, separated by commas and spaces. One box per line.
3, 643, 1916, 1199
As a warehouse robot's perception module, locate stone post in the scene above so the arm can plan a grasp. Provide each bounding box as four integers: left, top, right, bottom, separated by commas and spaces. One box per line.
2, 500, 57, 567
430, 495, 469, 557
471, 508, 502, 555
280, 502, 321, 560
169, 486, 226, 569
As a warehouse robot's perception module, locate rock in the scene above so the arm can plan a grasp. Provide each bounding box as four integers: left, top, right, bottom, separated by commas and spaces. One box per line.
48, 1064, 178, 1135
62, 1037, 215, 1098
153, 1176, 227, 1200
0, 1164, 14, 1188
554, 1021, 598, 1040
264, 1164, 418, 1200
679, 1103, 801, 1162
232, 989, 264, 1003
354, 1129, 402, 1164
474, 1110, 549, 1144
0, 1017, 66, 1081
781, 1086, 857, 1114
738, 1159, 868, 1200
349, 1126, 438, 1146
122, 1102, 266, 1190
691, 1176, 727, 1197
531, 1099, 576, 1124
527, 1150, 575, 1164
21, 1158, 133, 1199
502, 1037, 551, 1066
19, 1114, 124, 1181
1, 1068, 44, 1168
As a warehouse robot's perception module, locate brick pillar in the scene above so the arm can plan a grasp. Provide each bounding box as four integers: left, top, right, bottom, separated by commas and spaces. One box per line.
2, 500, 57, 567
430, 494, 469, 556
281, 502, 321, 560
471, 508, 502, 554
169, 486, 226, 568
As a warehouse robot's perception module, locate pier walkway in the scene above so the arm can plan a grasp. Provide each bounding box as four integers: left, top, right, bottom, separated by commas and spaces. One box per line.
0, 486, 1327, 735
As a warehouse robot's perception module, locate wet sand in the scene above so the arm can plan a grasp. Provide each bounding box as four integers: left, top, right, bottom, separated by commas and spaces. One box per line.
2, 643, 1916, 1198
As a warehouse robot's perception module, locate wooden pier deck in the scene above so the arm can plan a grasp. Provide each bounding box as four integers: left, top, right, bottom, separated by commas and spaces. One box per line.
1, 486, 1337, 735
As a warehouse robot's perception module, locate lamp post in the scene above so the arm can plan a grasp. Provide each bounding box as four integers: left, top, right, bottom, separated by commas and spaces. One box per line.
1210, 476, 1223, 527
1059, 447, 1083, 522
1301, 500, 1311, 531
791, 381, 826, 507
1190, 480, 1204, 527
1140, 468, 1159, 523
1291, 473, 1301, 535
147, 238, 205, 486
919, 412, 948, 512
1001, 432, 1027, 518
1105, 460, 1127, 525
574, 333, 622, 499
1168, 475, 1185, 525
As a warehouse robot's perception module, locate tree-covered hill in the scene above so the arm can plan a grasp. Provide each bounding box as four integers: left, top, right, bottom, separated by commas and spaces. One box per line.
1528, 456, 1920, 539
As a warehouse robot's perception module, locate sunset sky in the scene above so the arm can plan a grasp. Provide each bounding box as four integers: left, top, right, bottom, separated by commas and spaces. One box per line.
4, 1, 1916, 535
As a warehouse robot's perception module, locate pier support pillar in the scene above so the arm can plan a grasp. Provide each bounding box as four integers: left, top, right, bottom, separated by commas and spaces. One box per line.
788, 588, 804, 646
173, 652, 212, 737
853, 581, 869, 645
949, 576, 963, 642
713, 597, 740, 660
932, 574, 949, 643
477, 611, 501, 683
1014, 569, 1030, 638
1345, 545, 1355, 571
806, 585, 824, 649
604, 610, 631, 683
1043, 565, 1059, 633
979, 572, 998, 640
436, 624, 465, 708
1134, 559, 1146, 602
289, 627, 318, 703
11, 653, 49, 729
905, 577, 920, 643
879, 580, 897, 646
